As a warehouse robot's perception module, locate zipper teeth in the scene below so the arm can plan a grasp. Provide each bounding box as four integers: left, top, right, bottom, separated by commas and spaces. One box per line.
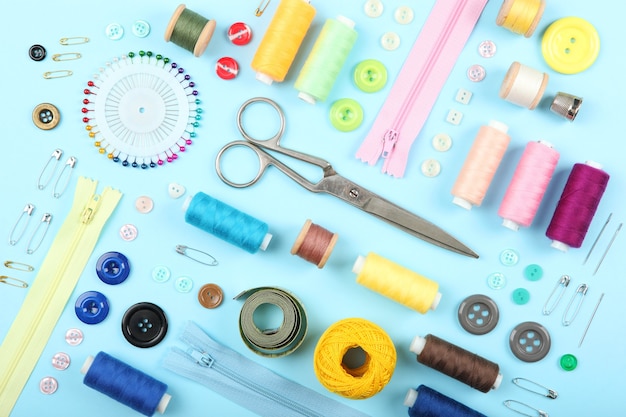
391, 0, 469, 131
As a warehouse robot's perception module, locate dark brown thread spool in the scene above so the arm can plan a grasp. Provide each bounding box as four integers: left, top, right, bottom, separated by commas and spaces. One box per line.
410, 334, 502, 393
290, 219, 338, 268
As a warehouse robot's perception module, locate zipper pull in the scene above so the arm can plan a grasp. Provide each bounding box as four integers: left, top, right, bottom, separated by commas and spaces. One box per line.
187, 348, 214, 368
381, 129, 399, 159
81, 195, 101, 224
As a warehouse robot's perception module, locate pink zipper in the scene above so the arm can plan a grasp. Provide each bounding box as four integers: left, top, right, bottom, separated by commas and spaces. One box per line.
356, 0, 488, 178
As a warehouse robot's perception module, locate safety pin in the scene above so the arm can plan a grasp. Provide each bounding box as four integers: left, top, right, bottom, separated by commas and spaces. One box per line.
512, 377, 558, 399
4, 260, 35, 272
52, 156, 77, 198
593, 223, 622, 276
542, 275, 570, 315
562, 283, 588, 326
43, 70, 73, 79
52, 52, 82, 62
0, 276, 29, 289
255, 0, 270, 16
175, 244, 218, 266
583, 212, 612, 265
38, 149, 63, 190
59, 36, 89, 45
503, 400, 549, 417
26, 213, 53, 255
8, 203, 35, 245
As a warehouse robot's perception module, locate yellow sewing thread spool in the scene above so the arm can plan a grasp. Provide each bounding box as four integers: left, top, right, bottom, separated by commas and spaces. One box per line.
499, 61, 549, 110
251, 0, 316, 85
352, 253, 441, 314
496, 0, 545, 38
164, 4, 217, 57
313, 318, 396, 399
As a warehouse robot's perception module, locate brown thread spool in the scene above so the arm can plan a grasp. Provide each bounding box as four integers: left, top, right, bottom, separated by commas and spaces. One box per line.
410, 334, 502, 393
290, 219, 338, 268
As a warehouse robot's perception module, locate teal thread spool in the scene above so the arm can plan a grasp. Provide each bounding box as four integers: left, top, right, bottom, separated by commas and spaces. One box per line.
295, 16, 358, 104
183, 192, 272, 253
165, 4, 217, 57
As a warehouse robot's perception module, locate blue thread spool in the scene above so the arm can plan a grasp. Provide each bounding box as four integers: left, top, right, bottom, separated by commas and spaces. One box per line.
82, 352, 171, 416
404, 385, 487, 417
183, 192, 272, 253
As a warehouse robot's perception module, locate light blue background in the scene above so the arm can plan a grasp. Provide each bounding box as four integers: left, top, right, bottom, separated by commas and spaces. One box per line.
1, 1, 624, 416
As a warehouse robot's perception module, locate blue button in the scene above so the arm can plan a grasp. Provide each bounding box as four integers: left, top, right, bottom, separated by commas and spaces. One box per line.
75, 291, 109, 324
96, 251, 130, 285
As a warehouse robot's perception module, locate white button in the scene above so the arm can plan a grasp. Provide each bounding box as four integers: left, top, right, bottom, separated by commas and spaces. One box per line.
446, 109, 463, 125
432, 133, 452, 152
381, 32, 400, 51
132, 20, 151, 38
168, 182, 186, 199
487, 272, 506, 290
478, 40, 496, 58
152, 265, 171, 283
394, 6, 414, 24
364, 0, 384, 18
467, 64, 486, 82
105, 23, 124, 40
455, 88, 473, 104
421, 159, 441, 177
119, 224, 138, 241
175, 276, 193, 293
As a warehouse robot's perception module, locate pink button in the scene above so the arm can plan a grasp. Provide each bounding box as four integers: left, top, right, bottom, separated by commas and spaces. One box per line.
40, 376, 58, 394
478, 40, 496, 58
228, 22, 252, 46
216, 57, 239, 80
52, 352, 71, 370
65, 328, 84, 346
135, 196, 154, 213
120, 224, 138, 241
467, 64, 486, 82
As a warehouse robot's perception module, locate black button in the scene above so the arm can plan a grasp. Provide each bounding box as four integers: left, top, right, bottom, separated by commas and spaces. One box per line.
29, 44, 46, 61
122, 302, 168, 348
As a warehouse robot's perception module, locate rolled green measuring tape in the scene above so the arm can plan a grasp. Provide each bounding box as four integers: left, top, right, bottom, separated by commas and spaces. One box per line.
235, 287, 308, 357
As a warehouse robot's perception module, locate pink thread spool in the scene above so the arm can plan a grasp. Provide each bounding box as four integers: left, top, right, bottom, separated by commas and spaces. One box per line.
290, 219, 338, 268
499, 141, 560, 231
546, 162, 610, 251
451, 121, 511, 210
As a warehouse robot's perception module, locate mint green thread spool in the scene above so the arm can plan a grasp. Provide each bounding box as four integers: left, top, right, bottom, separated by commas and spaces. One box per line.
295, 16, 358, 104
165, 4, 216, 57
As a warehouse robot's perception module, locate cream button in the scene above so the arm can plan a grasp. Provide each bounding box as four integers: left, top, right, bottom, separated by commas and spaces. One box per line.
394, 6, 414, 24
364, 0, 384, 18
421, 159, 441, 177
135, 196, 154, 213
381, 32, 400, 51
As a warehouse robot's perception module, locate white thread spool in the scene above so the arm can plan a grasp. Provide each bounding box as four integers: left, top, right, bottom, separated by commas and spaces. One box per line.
499, 61, 549, 110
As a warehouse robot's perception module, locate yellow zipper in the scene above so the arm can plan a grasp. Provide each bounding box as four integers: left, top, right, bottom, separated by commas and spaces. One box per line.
0, 177, 122, 417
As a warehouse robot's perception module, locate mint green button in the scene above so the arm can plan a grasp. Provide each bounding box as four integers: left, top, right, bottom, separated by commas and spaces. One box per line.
524, 264, 544, 281
500, 249, 519, 266
487, 272, 506, 290
353, 59, 387, 93
152, 265, 171, 283
175, 276, 193, 293
329, 98, 363, 132
512, 288, 530, 305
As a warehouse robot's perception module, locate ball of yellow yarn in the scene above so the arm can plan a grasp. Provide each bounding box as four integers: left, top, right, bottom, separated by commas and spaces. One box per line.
313, 318, 396, 399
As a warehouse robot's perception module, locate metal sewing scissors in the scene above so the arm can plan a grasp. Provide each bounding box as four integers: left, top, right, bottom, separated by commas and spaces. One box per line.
215, 97, 478, 258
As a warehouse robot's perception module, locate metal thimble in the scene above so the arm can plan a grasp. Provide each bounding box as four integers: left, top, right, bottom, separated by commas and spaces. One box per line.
550, 92, 583, 121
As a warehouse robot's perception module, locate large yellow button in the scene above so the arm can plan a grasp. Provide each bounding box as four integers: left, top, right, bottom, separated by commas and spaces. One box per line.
542, 17, 600, 74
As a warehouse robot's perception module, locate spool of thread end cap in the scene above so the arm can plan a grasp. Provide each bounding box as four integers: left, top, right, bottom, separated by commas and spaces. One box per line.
403, 388, 419, 407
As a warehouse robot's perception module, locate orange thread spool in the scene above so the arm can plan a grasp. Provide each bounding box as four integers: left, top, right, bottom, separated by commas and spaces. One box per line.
291, 219, 338, 268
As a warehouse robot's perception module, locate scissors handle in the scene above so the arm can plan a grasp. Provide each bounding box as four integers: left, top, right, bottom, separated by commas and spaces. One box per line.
237, 97, 285, 147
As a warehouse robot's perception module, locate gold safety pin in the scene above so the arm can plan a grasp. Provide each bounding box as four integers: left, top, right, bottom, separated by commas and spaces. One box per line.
52, 52, 82, 62
43, 70, 73, 79
52, 156, 77, 198
503, 400, 549, 417
512, 377, 558, 399
4, 260, 35, 272
38, 149, 63, 190
59, 36, 90, 45
26, 213, 53, 255
255, 0, 271, 16
175, 244, 218, 266
562, 283, 588, 326
542, 275, 570, 315
8, 203, 35, 246
0, 276, 29, 289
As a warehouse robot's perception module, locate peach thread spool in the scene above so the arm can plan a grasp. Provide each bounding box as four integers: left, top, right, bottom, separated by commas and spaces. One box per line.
499, 141, 560, 231
496, 0, 546, 38
451, 121, 511, 210
499, 61, 549, 110
291, 219, 338, 268
164, 4, 217, 57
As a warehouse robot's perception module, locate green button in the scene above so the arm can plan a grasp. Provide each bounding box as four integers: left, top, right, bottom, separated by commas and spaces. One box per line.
512, 288, 530, 305
487, 272, 506, 290
500, 249, 519, 266
353, 59, 388, 93
560, 353, 578, 371
329, 98, 364, 132
524, 264, 544, 281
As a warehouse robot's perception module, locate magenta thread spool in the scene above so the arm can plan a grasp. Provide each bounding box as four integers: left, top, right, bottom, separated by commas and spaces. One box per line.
546, 161, 610, 251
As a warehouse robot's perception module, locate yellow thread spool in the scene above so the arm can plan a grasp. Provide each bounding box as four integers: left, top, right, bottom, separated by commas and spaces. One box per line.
251, 0, 316, 84
496, 0, 545, 38
352, 253, 441, 314
313, 318, 396, 399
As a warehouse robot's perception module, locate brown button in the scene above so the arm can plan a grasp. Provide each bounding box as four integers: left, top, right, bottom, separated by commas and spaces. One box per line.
135, 196, 154, 213
198, 283, 224, 309
32, 103, 61, 130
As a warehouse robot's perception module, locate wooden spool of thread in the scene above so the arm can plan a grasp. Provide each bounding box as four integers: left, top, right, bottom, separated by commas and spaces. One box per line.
291, 219, 338, 268
410, 334, 503, 393
496, 0, 545, 38
165, 4, 217, 57
451, 121, 511, 210
352, 252, 441, 314
251, 0, 316, 84
499, 61, 549, 110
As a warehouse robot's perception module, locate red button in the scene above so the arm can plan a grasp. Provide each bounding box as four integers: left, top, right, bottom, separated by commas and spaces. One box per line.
216, 57, 239, 80
228, 22, 252, 46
